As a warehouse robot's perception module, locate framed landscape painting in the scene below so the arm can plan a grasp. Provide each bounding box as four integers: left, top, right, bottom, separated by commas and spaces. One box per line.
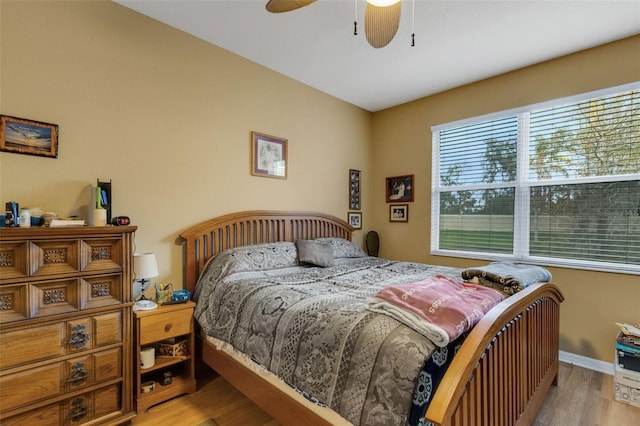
0, 115, 59, 158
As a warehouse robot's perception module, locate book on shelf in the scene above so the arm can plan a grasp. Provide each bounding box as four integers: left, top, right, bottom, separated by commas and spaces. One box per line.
616, 323, 640, 338
49, 218, 86, 227
617, 332, 640, 348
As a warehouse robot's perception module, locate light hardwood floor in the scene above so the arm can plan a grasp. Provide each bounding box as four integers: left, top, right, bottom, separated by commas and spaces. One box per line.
130, 362, 640, 426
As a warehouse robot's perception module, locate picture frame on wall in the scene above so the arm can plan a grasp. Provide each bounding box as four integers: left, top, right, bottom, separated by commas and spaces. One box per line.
386, 174, 414, 202
251, 131, 287, 178
348, 212, 362, 229
0, 115, 59, 158
349, 169, 361, 210
389, 204, 408, 222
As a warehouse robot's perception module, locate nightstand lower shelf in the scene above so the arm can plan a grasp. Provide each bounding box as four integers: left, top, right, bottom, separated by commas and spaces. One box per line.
137, 374, 196, 412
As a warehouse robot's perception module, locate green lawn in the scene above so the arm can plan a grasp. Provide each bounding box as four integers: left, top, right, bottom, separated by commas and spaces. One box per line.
439, 229, 640, 264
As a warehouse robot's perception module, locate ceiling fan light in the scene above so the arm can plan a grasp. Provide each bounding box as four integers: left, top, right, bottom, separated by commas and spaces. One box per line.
366, 0, 401, 7
365, 1, 401, 48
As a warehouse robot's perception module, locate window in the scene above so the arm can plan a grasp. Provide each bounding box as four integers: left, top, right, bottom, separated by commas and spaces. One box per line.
431, 83, 640, 274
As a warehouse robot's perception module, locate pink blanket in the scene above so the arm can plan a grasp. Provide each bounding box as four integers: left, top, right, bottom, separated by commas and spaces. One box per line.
367, 275, 504, 347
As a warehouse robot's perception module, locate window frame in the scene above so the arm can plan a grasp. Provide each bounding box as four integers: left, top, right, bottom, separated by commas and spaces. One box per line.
431, 82, 640, 275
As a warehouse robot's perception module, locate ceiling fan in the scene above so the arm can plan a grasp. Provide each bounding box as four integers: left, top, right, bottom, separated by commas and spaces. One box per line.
265, 0, 409, 49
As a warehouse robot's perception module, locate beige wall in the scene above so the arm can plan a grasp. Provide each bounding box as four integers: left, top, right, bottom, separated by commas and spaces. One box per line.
1, 1, 638, 364
371, 35, 640, 363
0, 1, 372, 287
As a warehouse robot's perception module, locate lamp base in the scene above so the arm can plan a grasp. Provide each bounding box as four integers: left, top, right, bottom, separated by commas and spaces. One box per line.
135, 299, 158, 310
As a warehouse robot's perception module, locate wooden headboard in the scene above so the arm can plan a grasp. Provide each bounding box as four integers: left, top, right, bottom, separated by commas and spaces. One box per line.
179, 210, 354, 294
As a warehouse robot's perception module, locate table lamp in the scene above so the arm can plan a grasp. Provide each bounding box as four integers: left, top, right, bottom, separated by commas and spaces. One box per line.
133, 252, 159, 310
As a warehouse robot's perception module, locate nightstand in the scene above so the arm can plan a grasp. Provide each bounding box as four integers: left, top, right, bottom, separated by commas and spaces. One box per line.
133, 300, 196, 412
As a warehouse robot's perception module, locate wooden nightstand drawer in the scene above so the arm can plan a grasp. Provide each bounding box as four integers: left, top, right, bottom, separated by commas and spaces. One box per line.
139, 308, 192, 345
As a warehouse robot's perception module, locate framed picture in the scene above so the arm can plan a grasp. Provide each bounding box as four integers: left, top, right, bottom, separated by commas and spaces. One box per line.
0, 115, 59, 158
251, 131, 287, 178
389, 204, 408, 222
386, 174, 414, 202
348, 212, 362, 229
349, 169, 361, 210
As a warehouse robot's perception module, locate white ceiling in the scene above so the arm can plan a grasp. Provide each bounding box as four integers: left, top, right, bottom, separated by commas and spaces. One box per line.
115, 0, 640, 112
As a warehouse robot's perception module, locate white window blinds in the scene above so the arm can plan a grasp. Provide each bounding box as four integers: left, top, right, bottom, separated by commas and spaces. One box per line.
432, 84, 640, 273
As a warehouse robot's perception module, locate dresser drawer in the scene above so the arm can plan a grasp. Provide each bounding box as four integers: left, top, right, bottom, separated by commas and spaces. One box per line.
1, 383, 122, 426
67, 311, 123, 353
0, 283, 28, 323
139, 308, 192, 345
0, 348, 123, 412
30, 278, 80, 318
0, 240, 29, 281
80, 238, 124, 273
0, 362, 64, 411
0, 322, 65, 369
30, 240, 80, 277
0, 311, 123, 369
1, 274, 124, 325
0, 402, 61, 426
65, 347, 122, 392
81, 273, 123, 309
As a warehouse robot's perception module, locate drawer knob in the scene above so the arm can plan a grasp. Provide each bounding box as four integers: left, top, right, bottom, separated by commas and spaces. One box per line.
164, 323, 173, 333
69, 397, 89, 422
67, 362, 89, 385
69, 324, 91, 349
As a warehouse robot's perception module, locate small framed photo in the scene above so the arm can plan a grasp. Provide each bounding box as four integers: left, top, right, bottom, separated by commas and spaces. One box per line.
386, 174, 413, 202
1, 115, 59, 158
251, 131, 287, 178
389, 205, 408, 222
348, 212, 362, 229
349, 169, 361, 210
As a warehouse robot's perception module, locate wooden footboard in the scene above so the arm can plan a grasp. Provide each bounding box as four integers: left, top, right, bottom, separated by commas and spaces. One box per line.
180, 210, 564, 426
425, 282, 564, 426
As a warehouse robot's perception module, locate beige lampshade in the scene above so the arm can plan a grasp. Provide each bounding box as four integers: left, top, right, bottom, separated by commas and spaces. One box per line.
133, 253, 159, 280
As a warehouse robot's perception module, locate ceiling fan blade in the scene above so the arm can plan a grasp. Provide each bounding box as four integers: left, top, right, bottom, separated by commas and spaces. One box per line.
365, 2, 401, 48
265, 0, 318, 13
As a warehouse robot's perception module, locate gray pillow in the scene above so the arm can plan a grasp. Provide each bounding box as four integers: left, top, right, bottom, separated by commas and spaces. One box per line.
315, 237, 367, 258
296, 239, 335, 267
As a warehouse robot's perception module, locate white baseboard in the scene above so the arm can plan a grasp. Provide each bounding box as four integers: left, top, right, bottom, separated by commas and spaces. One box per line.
559, 350, 614, 375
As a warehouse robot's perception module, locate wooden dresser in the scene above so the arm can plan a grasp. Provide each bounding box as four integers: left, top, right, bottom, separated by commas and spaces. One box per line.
0, 226, 137, 425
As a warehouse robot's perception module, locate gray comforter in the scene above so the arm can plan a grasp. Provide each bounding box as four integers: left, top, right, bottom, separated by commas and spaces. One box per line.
193, 239, 464, 426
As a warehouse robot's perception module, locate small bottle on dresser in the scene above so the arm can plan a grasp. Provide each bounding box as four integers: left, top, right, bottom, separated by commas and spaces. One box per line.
19, 209, 31, 227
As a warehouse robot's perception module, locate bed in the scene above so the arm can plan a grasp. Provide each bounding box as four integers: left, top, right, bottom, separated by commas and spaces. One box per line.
180, 210, 564, 426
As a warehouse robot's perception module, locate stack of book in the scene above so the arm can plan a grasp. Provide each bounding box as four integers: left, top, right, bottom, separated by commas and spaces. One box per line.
49, 218, 86, 227
614, 322, 640, 407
